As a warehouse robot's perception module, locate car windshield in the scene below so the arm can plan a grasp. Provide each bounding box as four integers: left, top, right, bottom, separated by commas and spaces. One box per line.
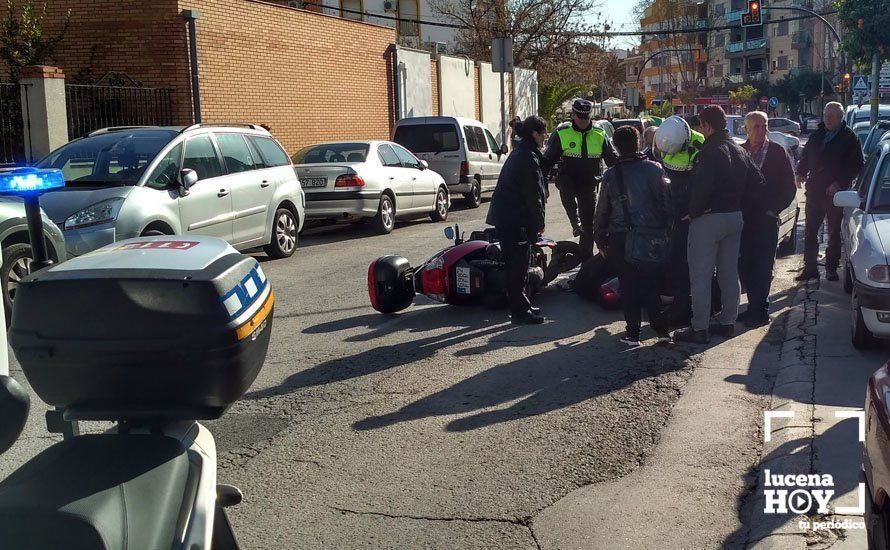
36, 130, 177, 186
393, 123, 460, 153
292, 143, 370, 164
730, 118, 747, 136
871, 156, 890, 211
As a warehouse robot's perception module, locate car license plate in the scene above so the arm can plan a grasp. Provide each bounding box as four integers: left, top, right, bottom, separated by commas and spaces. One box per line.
456, 267, 471, 294
302, 177, 327, 188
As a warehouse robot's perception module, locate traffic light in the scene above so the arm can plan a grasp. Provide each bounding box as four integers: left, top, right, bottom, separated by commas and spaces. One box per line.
742, 0, 762, 27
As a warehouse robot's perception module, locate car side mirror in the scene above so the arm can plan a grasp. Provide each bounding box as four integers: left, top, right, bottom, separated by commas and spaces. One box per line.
501, 144, 509, 155
179, 169, 198, 191
420, 160, 429, 170
0, 375, 29, 455
833, 190, 862, 209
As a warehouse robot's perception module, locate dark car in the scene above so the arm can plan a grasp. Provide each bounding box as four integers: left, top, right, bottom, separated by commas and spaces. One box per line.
864, 360, 890, 547
611, 118, 646, 134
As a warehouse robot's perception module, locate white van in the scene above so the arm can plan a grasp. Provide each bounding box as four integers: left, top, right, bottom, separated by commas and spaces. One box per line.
392, 116, 508, 208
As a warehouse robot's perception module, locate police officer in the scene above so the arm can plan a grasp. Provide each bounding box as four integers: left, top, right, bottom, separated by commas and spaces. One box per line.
543, 98, 619, 260
655, 115, 705, 326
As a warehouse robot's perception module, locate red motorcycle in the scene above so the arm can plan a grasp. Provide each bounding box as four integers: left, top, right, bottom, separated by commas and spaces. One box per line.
368, 225, 582, 314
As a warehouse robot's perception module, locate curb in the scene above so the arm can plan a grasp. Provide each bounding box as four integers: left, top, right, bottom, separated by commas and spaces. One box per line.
744, 271, 819, 550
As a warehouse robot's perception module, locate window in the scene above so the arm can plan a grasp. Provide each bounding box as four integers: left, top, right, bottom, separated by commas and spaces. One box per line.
183, 136, 223, 181
393, 124, 459, 153
464, 126, 486, 153
776, 21, 789, 36
857, 151, 880, 199
713, 33, 726, 47
484, 129, 501, 153
472, 127, 489, 152
216, 134, 257, 174
249, 136, 290, 167
145, 144, 182, 190
713, 2, 725, 16
377, 144, 402, 167
398, 0, 419, 36
870, 156, 890, 210
340, 0, 361, 20
777, 56, 789, 70
392, 144, 421, 169
292, 143, 370, 164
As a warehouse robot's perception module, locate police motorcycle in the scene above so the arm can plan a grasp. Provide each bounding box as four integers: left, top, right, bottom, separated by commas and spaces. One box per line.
368, 224, 582, 313
0, 168, 273, 549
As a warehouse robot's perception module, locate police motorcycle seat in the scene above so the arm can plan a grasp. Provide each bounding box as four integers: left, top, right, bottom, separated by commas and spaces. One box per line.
0, 433, 190, 550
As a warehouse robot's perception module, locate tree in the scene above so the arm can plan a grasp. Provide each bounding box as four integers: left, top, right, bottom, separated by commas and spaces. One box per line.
0, 0, 70, 81
538, 81, 587, 129
729, 84, 757, 107
837, 0, 890, 66
428, 0, 604, 82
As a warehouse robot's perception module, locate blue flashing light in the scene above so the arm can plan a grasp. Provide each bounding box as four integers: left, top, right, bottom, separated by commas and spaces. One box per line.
0, 168, 65, 195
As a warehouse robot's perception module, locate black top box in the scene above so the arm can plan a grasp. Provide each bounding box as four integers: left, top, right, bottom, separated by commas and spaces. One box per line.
9, 236, 274, 421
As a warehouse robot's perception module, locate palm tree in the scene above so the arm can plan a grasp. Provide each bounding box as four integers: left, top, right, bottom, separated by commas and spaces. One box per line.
538, 82, 588, 130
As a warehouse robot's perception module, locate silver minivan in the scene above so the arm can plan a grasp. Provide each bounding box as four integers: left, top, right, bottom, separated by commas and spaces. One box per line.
35, 124, 305, 258
392, 116, 507, 208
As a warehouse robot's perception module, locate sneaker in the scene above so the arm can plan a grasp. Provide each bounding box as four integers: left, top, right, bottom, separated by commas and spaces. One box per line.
794, 270, 820, 281
619, 334, 641, 347
511, 311, 545, 325
529, 306, 541, 315
656, 334, 674, 346
710, 323, 735, 338
673, 327, 710, 344
825, 270, 839, 282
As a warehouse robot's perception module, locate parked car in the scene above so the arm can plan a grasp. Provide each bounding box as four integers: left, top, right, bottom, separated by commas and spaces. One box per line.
863, 121, 890, 156
865, 360, 890, 548
35, 124, 305, 260
610, 118, 647, 135
846, 105, 890, 128
854, 122, 874, 149
392, 116, 507, 208
0, 187, 67, 319
834, 137, 890, 347
292, 141, 449, 234
767, 117, 801, 136
726, 115, 748, 141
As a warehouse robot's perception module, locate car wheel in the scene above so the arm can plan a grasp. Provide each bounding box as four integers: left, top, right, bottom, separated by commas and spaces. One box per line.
463, 180, 482, 209
1, 244, 32, 324
373, 194, 395, 235
853, 291, 878, 349
844, 260, 854, 295
777, 208, 799, 257
430, 186, 449, 222
263, 208, 299, 259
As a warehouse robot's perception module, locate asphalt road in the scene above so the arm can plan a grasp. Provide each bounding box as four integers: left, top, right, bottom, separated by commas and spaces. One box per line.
1, 192, 700, 549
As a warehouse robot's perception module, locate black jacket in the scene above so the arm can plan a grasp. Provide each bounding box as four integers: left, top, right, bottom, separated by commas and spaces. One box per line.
593, 155, 672, 249
541, 122, 619, 185
797, 121, 863, 192
689, 129, 764, 219
486, 139, 546, 236
742, 139, 797, 223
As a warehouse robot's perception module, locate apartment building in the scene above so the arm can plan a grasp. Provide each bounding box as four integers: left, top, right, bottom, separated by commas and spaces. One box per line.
637, 0, 709, 98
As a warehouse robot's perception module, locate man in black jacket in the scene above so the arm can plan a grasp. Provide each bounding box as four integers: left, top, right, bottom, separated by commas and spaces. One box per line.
486, 116, 549, 324
674, 106, 765, 344
796, 102, 864, 281
739, 111, 797, 327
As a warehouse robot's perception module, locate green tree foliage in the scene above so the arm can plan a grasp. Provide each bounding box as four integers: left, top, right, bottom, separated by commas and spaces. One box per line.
836, 0, 890, 64
538, 82, 588, 129
0, 0, 70, 81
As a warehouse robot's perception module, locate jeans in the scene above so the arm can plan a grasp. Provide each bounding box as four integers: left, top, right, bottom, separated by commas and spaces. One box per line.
688, 212, 744, 331
557, 176, 596, 260
609, 232, 667, 337
803, 189, 843, 273
498, 229, 532, 316
739, 215, 779, 320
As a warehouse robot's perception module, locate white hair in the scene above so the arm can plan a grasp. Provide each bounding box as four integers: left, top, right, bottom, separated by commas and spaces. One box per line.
824, 102, 844, 117
745, 111, 768, 125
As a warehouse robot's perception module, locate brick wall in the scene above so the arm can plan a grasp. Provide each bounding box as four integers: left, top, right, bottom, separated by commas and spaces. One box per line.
184, 0, 396, 154
430, 58, 440, 116
0, 0, 192, 123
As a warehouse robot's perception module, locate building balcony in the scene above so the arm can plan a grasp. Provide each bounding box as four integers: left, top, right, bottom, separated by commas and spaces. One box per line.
725, 37, 767, 57
792, 30, 811, 49
726, 74, 743, 84
726, 41, 744, 54
726, 9, 742, 23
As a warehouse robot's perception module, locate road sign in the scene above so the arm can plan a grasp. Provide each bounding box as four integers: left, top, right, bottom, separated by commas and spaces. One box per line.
768, 96, 779, 109
491, 38, 514, 73
852, 75, 870, 94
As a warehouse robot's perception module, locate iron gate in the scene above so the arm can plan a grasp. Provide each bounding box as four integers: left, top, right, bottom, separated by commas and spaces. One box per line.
66, 72, 174, 139
0, 83, 25, 166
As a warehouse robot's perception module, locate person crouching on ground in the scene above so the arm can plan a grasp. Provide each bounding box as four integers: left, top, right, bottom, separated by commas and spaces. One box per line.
593, 126, 673, 346
486, 116, 549, 325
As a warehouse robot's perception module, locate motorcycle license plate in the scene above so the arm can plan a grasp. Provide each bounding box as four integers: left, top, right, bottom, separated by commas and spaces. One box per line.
456, 267, 471, 294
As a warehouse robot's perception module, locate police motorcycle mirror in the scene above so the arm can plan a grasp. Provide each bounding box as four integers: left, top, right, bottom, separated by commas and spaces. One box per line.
444, 226, 455, 240
179, 168, 199, 194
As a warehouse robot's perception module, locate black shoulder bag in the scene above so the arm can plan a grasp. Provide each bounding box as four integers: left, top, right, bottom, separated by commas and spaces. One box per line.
615, 164, 670, 268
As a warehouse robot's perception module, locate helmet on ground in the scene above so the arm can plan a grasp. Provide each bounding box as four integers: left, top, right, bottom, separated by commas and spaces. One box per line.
654, 115, 691, 155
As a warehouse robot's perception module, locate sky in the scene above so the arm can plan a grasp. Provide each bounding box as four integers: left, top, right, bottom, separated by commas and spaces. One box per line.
590, 0, 640, 50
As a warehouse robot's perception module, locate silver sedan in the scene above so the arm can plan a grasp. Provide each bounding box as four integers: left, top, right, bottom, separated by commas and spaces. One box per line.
293, 141, 450, 234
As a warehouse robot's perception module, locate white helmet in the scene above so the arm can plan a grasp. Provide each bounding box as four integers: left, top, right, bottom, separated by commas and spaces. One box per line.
655, 115, 691, 155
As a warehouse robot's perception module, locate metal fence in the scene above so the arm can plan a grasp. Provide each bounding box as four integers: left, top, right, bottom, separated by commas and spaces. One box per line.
0, 83, 25, 166
66, 83, 174, 140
